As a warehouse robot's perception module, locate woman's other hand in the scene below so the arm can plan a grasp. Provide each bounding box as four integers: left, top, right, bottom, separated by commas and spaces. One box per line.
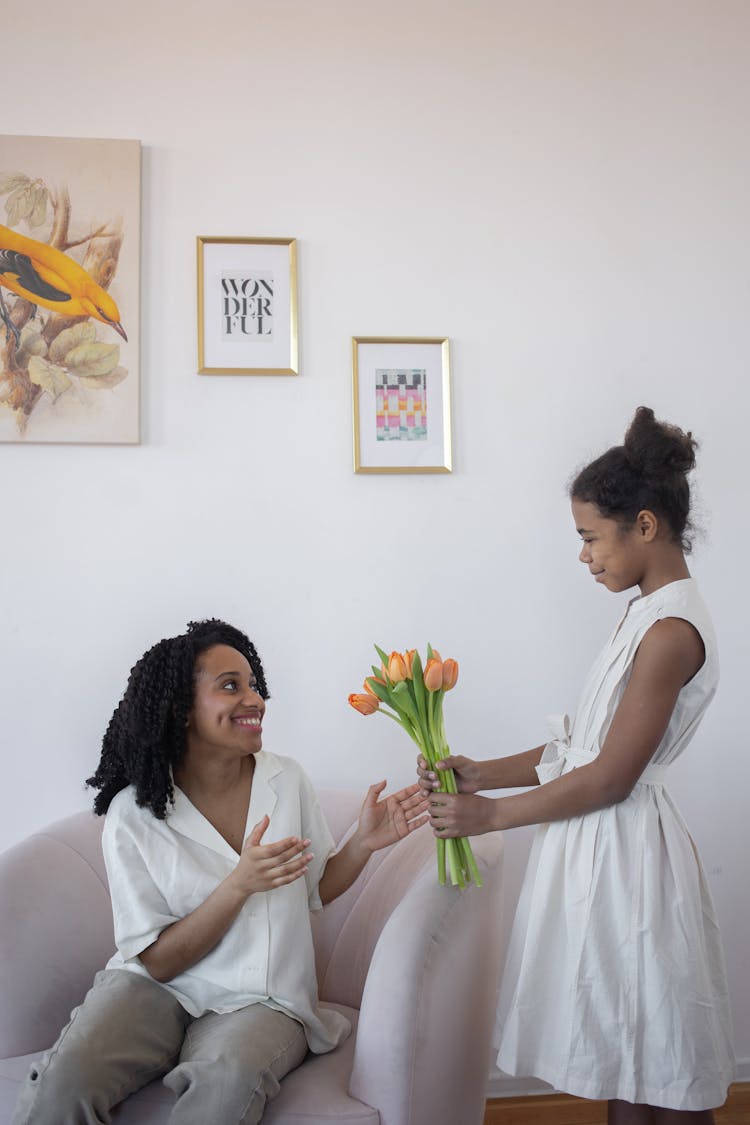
230, 815, 312, 896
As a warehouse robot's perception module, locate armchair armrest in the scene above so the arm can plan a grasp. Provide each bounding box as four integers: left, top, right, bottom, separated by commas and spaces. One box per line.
0, 824, 114, 1058
350, 832, 504, 1125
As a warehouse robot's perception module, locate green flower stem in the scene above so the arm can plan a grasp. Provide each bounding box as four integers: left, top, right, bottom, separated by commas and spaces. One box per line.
460, 837, 483, 888
446, 838, 461, 886
437, 837, 446, 884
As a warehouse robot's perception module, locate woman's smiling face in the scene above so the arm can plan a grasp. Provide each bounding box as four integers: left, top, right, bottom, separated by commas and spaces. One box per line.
187, 644, 265, 758
571, 499, 647, 594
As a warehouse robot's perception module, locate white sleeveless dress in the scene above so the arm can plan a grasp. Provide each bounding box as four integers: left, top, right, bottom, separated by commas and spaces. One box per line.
495, 579, 735, 1110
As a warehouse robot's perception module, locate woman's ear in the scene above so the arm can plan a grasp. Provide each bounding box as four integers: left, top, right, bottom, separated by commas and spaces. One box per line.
636, 509, 658, 542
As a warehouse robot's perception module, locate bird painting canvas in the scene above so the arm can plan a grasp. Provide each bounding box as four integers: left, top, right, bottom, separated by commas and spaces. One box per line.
0, 135, 140, 443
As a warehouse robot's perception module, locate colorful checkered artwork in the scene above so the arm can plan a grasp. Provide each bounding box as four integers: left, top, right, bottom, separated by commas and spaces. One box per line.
375, 369, 428, 441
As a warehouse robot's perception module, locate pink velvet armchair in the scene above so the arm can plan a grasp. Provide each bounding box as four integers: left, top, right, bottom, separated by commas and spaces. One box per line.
0, 789, 504, 1125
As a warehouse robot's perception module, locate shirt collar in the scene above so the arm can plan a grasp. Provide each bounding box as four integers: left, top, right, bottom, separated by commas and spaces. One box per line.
626, 576, 695, 615
167, 751, 283, 860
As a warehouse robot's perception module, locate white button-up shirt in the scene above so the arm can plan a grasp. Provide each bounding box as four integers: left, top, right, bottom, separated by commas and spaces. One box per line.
102, 750, 351, 1053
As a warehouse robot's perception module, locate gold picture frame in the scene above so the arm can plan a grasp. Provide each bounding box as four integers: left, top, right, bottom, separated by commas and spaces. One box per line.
197, 236, 298, 375
352, 336, 452, 473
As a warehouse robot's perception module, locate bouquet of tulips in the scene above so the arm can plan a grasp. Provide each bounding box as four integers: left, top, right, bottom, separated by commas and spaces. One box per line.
349, 644, 482, 889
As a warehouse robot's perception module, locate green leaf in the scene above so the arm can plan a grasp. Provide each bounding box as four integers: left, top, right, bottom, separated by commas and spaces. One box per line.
0, 172, 31, 195
392, 681, 421, 726
5, 185, 34, 227
411, 649, 428, 725
365, 677, 391, 704
27, 356, 72, 401
49, 322, 96, 364
65, 342, 120, 378
18, 325, 47, 358
28, 184, 48, 229
373, 644, 389, 667
77, 365, 128, 390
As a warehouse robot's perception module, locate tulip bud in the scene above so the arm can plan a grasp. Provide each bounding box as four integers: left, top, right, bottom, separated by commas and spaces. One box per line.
388, 651, 407, 683
442, 658, 459, 691
423, 657, 444, 692
349, 693, 379, 716
403, 649, 416, 679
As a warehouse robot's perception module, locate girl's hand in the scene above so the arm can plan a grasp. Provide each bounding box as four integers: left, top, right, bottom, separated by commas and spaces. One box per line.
417, 753, 482, 795
230, 815, 312, 896
427, 792, 500, 838
356, 780, 429, 853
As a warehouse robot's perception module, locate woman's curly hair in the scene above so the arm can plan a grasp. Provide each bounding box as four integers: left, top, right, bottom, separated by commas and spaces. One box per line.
86, 619, 269, 819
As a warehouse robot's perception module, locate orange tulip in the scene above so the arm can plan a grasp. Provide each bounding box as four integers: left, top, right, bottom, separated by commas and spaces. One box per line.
388, 651, 408, 683
423, 657, 444, 692
403, 648, 416, 679
349, 692, 379, 715
442, 659, 459, 691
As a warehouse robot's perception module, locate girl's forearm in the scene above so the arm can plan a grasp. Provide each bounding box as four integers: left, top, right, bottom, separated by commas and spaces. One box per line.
488, 760, 622, 831
139, 875, 248, 983
477, 745, 545, 790
431, 758, 623, 838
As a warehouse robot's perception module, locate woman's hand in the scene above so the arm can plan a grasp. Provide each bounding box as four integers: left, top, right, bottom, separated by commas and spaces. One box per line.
319, 782, 429, 905
427, 791, 500, 838
355, 780, 430, 853
416, 753, 483, 795
229, 815, 312, 896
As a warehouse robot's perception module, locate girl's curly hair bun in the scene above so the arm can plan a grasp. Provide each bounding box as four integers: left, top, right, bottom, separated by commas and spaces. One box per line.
624, 405, 697, 479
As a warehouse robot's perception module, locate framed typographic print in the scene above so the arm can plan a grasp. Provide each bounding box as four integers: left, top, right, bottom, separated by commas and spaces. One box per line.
352, 336, 452, 473
197, 236, 298, 375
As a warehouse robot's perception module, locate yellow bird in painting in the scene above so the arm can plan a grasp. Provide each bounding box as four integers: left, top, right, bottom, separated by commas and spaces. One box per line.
0, 222, 127, 343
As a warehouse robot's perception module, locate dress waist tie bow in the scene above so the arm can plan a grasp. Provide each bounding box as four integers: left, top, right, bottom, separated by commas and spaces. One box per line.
535, 714, 669, 786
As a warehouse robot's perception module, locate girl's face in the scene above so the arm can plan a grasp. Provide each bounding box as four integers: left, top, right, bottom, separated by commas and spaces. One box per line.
186, 644, 265, 759
571, 499, 648, 593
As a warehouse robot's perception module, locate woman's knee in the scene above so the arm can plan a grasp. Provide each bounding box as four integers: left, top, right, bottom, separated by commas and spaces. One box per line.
13, 971, 188, 1124
166, 1029, 307, 1124
12, 1048, 104, 1125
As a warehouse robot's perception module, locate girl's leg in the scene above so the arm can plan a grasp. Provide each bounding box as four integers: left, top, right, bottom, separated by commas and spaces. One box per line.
653, 1111, 715, 1124
608, 1101, 655, 1125
12, 969, 190, 1125
165, 1002, 308, 1125
609, 1104, 716, 1125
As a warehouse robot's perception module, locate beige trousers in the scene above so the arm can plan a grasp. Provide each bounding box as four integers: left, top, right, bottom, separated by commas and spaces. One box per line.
12, 968, 308, 1125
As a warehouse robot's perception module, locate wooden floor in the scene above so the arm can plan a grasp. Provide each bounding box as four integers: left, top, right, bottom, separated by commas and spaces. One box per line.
483, 1083, 750, 1124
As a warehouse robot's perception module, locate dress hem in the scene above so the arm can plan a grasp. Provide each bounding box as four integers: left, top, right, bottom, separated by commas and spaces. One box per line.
495, 1053, 733, 1112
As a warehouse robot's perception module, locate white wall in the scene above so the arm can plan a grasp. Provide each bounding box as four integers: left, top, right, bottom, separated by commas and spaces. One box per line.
2, 0, 748, 1084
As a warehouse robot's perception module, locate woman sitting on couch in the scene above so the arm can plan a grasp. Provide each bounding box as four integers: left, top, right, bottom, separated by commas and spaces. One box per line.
13, 618, 428, 1125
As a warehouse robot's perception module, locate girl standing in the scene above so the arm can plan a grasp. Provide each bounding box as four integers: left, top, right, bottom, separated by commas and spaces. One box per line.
14, 618, 428, 1125
421, 407, 734, 1124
